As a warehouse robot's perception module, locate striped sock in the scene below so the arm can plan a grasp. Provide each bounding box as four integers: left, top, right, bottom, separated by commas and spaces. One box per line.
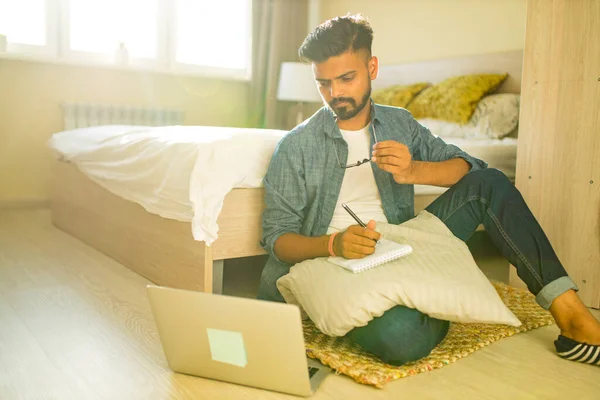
555, 335, 600, 365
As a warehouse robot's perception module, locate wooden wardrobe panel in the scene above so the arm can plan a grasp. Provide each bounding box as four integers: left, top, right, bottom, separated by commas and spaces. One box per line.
512, 0, 600, 308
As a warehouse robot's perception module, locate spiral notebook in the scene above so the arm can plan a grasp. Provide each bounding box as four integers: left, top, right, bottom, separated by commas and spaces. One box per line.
327, 239, 413, 273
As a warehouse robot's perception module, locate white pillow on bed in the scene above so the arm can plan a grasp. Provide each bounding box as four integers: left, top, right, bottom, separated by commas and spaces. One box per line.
418, 93, 520, 140
465, 93, 520, 139
276, 211, 521, 337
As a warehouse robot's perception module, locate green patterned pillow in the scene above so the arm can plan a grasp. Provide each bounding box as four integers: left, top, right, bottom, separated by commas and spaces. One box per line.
371, 82, 431, 108
407, 74, 508, 124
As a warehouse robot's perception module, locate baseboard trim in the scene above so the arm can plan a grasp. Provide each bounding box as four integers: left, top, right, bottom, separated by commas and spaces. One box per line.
0, 199, 50, 209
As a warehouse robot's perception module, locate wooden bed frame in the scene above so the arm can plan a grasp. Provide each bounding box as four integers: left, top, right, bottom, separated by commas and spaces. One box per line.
51, 50, 523, 294
52, 161, 268, 294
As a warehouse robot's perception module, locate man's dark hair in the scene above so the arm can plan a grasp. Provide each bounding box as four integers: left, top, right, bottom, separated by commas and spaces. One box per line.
298, 14, 373, 63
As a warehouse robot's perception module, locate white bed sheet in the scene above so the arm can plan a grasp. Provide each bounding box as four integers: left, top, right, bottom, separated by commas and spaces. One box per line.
49, 125, 286, 245
49, 126, 517, 244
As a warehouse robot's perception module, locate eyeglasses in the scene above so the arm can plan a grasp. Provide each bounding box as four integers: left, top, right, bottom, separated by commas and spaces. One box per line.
333, 121, 379, 169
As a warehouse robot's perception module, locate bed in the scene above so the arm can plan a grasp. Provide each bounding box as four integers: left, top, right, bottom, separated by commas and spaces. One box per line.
50, 50, 523, 294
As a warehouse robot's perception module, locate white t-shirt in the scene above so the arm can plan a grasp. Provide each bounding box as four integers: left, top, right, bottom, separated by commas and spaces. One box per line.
327, 124, 387, 233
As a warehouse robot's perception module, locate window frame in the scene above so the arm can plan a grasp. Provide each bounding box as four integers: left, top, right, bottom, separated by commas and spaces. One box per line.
0, 0, 253, 81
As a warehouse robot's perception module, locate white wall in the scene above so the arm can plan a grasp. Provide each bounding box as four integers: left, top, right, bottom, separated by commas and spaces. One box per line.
320, 0, 527, 65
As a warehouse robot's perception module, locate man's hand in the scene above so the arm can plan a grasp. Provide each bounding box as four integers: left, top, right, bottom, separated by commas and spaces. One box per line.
333, 220, 381, 259
372, 140, 414, 184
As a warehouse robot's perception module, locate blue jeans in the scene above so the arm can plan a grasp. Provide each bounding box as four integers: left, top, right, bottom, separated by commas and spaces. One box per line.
349, 168, 578, 366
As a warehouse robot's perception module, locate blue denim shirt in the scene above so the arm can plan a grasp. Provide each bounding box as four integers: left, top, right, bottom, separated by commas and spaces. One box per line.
257, 104, 487, 302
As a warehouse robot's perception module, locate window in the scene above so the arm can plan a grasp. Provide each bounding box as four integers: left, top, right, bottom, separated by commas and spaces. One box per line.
0, 0, 252, 79
174, 0, 250, 73
0, 0, 56, 55
0, 0, 46, 45
68, 0, 158, 60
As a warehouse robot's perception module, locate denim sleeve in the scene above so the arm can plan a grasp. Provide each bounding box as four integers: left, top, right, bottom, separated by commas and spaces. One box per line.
260, 137, 307, 264
410, 118, 487, 172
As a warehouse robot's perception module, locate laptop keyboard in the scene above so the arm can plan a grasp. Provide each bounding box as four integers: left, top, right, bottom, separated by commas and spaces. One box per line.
308, 366, 320, 378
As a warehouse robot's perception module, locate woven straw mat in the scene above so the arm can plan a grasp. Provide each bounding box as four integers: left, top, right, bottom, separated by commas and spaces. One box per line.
302, 282, 554, 388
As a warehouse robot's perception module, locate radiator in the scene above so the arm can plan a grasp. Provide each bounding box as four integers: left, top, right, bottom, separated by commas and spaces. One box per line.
61, 103, 185, 130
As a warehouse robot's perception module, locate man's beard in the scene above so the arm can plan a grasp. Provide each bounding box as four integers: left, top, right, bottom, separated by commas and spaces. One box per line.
328, 87, 372, 121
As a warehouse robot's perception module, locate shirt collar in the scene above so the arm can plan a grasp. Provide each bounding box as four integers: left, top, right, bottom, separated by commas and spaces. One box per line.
323, 99, 380, 139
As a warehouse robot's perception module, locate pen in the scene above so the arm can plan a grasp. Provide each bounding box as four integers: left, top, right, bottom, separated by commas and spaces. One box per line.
341, 203, 380, 244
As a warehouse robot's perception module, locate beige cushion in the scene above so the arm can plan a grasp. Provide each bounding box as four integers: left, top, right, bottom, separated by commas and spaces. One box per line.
276, 211, 521, 337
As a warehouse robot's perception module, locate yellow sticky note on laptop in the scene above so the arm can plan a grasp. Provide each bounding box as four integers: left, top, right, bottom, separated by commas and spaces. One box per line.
206, 328, 248, 368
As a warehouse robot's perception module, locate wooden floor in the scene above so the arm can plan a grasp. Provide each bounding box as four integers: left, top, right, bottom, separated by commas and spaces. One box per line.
0, 209, 598, 400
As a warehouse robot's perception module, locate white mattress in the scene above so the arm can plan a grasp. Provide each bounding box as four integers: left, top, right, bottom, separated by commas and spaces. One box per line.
49, 126, 517, 244
414, 137, 518, 196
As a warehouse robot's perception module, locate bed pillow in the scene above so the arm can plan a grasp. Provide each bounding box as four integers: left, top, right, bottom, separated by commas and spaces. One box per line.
276, 211, 520, 337
506, 126, 519, 138
371, 82, 431, 108
407, 73, 508, 124
464, 93, 520, 139
418, 93, 520, 139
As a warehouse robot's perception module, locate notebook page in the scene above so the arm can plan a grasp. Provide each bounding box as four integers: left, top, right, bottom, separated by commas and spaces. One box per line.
327, 239, 413, 273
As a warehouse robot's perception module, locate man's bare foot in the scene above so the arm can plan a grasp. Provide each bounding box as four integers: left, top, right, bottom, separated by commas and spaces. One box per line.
560, 311, 600, 345
550, 290, 600, 345
548, 290, 600, 364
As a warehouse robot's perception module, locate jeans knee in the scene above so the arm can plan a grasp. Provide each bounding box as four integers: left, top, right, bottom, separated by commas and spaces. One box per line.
379, 333, 445, 366
349, 306, 450, 366
463, 168, 511, 191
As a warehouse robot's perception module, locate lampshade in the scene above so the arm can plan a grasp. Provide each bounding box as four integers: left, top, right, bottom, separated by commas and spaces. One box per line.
276, 62, 322, 103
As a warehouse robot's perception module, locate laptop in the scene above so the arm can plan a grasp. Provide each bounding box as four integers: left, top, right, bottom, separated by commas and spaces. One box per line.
146, 285, 331, 397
